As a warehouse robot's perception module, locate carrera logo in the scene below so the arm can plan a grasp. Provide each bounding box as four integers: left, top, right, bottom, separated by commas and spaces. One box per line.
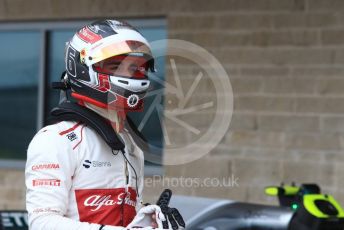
32, 163, 60, 171
32, 179, 61, 187
75, 188, 136, 226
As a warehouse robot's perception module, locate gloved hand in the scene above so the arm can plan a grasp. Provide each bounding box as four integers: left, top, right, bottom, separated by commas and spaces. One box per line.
156, 189, 185, 230
126, 204, 166, 229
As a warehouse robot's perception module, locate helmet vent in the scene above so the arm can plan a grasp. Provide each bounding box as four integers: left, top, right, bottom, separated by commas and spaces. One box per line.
142, 82, 148, 86
118, 80, 129, 85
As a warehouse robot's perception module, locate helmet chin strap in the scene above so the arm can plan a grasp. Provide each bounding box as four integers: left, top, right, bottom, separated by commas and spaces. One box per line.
84, 102, 126, 133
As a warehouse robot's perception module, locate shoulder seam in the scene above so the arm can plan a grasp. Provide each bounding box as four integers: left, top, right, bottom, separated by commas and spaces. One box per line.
72, 124, 87, 150
59, 122, 82, 136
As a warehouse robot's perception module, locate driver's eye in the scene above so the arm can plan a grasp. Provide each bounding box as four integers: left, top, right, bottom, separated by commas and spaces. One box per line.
128, 64, 139, 73
106, 63, 120, 71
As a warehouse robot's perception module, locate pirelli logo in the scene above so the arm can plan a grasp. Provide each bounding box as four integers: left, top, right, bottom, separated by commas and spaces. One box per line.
32, 179, 61, 187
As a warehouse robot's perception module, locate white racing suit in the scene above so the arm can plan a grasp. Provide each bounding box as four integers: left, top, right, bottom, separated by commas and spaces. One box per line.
25, 121, 146, 229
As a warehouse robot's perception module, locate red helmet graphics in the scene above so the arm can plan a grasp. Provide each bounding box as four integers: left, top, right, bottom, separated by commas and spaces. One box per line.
65, 19, 155, 111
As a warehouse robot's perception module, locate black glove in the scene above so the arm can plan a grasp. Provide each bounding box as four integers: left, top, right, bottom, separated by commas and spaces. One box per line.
156, 189, 185, 230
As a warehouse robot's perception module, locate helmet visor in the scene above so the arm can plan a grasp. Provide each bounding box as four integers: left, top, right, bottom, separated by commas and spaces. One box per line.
93, 54, 149, 79
88, 40, 152, 65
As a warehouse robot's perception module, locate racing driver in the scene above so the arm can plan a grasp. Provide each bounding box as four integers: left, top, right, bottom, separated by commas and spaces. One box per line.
25, 19, 184, 230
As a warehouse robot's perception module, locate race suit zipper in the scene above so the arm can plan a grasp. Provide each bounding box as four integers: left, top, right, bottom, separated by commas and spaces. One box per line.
121, 152, 130, 226
125, 161, 129, 184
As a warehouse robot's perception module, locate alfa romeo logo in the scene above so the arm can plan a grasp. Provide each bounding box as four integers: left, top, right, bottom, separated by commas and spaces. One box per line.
127, 94, 139, 108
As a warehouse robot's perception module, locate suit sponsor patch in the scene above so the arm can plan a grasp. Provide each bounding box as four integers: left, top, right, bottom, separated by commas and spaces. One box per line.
75, 188, 136, 226
32, 163, 60, 171
32, 179, 61, 187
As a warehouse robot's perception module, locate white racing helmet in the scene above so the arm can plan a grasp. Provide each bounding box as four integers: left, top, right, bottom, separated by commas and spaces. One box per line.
65, 19, 155, 111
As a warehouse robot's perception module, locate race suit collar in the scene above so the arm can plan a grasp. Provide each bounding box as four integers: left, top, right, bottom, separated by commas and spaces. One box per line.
48, 101, 125, 151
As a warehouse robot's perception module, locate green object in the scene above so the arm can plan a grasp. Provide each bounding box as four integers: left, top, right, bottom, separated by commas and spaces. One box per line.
283, 186, 300, 195
291, 203, 299, 210
265, 186, 299, 196
303, 194, 344, 218
265, 187, 279, 196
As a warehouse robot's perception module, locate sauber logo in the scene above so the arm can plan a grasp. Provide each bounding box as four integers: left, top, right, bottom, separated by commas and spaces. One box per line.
84, 193, 136, 211
67, 132, 77, 141
75, 188, 137, 226
32, 179, 61, 187
32, 163, 60, 171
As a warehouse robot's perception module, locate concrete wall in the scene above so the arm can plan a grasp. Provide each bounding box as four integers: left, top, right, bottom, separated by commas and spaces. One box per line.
1, 0, 344, 208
